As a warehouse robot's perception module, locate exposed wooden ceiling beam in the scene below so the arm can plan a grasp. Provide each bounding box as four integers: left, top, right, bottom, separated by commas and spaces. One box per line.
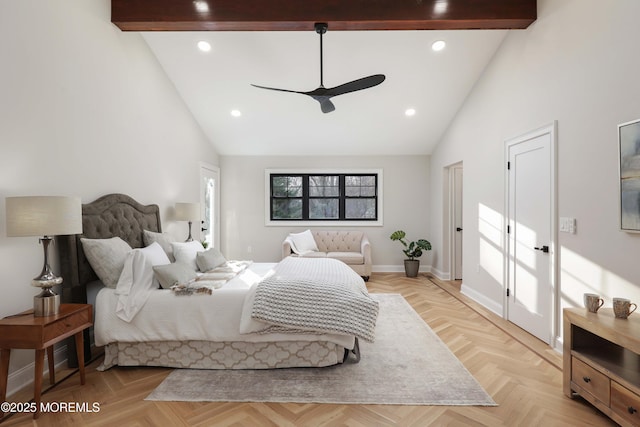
111, 0, 537, 32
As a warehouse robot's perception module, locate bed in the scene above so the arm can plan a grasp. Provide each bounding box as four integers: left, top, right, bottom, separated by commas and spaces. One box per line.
56, 193, 378, 370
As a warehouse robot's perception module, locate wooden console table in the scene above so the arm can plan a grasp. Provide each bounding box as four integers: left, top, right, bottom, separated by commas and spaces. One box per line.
0, 304, 92, 419
563, 307, 640, 427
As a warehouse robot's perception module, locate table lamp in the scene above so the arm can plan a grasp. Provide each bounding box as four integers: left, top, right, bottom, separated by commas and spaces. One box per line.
175, 202, 200, 242
5, 196, 82, 316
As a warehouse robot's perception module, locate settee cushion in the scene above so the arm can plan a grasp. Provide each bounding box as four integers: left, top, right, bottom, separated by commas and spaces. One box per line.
327, 251, 364, 265
298, 251, 327, 259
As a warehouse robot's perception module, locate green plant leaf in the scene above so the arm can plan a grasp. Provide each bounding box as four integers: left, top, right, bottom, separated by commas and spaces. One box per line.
391, 230, 431, 260
389, 230, 406, 241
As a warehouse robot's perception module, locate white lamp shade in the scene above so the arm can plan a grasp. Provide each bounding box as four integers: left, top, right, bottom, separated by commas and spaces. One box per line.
175, 202, 200, 221
6, 196, 83, 237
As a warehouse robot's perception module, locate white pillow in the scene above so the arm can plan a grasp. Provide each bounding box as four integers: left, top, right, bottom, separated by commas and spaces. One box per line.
143, 230, 175, 262
288, 230, 318, 255
171, 241, 205, 271
81, 237, 132, 288
138, 242, 171, 288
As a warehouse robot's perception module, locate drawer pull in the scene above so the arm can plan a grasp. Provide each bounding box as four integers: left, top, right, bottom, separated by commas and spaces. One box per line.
629, 406, 638, 415
582, 376, 591, 383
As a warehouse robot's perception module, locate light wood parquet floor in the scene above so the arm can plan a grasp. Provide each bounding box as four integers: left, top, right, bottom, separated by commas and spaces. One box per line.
2, 273, 615, 426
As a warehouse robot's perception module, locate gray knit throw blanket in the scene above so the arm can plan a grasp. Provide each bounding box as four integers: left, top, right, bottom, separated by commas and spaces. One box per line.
251, 257, 379, 343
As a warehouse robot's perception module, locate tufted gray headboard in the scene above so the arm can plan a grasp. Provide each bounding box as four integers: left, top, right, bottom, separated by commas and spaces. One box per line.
56, 193, 161, 365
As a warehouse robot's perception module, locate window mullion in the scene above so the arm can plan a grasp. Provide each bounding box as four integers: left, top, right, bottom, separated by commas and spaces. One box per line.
339, 174, 346, 220
302, 175, 310, 220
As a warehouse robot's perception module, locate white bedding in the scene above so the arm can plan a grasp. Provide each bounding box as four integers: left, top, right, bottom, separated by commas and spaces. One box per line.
94, 262, 355, 349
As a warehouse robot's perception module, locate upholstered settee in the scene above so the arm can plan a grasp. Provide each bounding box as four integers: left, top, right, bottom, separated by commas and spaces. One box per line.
282, 230, 372, 281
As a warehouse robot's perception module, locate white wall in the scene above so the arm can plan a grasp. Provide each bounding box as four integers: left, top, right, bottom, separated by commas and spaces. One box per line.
430, 0, 640, 336
220, 155, 430, 268
0, 0, 218, 393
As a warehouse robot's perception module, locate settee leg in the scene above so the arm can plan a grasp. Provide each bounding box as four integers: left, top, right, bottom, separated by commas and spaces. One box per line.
362, 276, 369, 282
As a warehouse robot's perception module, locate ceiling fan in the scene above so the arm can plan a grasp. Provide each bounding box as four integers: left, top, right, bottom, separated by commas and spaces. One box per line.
251, 23, 385, 113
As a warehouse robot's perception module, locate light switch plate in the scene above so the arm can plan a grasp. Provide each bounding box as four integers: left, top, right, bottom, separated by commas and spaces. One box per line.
560, 217, 576, 234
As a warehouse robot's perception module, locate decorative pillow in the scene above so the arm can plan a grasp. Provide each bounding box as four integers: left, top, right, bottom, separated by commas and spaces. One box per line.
288, 230, 319, 255
196, 247, 227, 272
143, 230, 175, 262
153, 263, 198, 289
80, 237, 132, 288
171, 241, 205, 271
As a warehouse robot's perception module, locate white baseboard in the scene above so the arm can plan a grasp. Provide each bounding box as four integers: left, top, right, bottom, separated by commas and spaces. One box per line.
373, 264, 432, 273
553, 336, 563, 354
7, 345, 68, 398
460, 283, 503, 317
430, 267, 450, 281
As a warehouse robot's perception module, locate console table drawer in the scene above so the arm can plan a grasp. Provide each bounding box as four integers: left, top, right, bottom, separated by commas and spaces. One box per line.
612, 381, 640, 425
571, 357, 610, 405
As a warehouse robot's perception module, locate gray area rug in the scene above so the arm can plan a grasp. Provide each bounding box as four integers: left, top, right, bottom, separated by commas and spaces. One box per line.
146, 294, 496, 406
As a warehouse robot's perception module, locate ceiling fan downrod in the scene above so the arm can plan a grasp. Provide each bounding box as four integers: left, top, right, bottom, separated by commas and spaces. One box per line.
315, 22, 327, 88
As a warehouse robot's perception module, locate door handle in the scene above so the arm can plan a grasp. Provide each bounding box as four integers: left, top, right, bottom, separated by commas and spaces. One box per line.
456, 227, 463, 232
534, 245, 549, 253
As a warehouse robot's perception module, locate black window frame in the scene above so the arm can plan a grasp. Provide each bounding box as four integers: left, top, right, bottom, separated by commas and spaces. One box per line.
270, 173, 379, 221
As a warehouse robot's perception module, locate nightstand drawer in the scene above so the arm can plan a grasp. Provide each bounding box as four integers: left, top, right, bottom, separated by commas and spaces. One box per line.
572, 357, 610, 405
612, 381, 640, 425
43, 309, 91, 344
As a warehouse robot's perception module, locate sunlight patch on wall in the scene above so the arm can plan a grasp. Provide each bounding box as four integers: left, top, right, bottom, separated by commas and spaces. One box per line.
478, 203, 504, 284
561, 246, 639, 309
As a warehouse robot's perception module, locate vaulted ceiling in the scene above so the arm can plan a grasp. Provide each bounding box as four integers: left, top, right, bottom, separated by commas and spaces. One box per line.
112, 0, 536, 155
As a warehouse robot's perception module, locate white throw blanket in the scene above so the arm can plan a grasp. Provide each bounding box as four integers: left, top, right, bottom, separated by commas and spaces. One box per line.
244, 257, 379, 342
115, 250, 156, 322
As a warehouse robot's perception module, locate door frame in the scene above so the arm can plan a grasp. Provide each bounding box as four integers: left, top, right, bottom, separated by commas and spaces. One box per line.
449, 162, 463, 281
199, 162, 220, 250
503, 121, 558, 347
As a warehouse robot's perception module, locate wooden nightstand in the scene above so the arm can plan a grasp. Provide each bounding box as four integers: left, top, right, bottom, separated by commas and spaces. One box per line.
0, 303, 92, 419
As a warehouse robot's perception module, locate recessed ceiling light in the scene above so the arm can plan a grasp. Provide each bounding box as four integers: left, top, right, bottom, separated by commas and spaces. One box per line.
405, 108, 416, 117
433, 1, 448, 15
197, 41, 211, 52
193, 1, 209, 13
230, 109, 242, 117
432, 40, 446, 52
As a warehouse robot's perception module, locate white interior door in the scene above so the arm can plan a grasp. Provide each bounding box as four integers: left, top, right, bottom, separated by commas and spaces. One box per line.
453, 166, 463, 280
200, 164, 220, 250
506, 124, 555, 344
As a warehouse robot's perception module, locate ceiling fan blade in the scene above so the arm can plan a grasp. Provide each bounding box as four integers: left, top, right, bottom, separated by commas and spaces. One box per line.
254, 83, 335, 112
325, 74, 386, 97
250, 83, 305, 95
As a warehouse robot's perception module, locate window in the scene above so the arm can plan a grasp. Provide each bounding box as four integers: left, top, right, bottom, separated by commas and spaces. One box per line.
267, 170, 382, 225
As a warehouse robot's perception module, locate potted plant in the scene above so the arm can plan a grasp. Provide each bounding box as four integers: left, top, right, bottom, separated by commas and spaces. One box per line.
390, 230, 431, 278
